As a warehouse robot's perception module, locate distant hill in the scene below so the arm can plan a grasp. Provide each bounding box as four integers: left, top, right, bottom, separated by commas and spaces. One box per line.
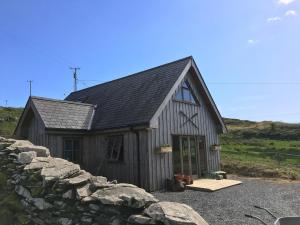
0, 107, 23, 137
223, 118, 300, 140
221, 118, 300, 180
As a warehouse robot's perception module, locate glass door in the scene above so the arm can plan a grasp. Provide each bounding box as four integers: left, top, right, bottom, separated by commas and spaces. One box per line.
189, 137, 198, 176
181, 137, 190, 175
173, 136, 199, 176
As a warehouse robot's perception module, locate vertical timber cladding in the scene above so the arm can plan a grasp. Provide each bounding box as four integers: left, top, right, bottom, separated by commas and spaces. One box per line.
26, 113, 45, 146
83, 132, 140, 187
148, 70, 220, 191
24, 110, 64, 158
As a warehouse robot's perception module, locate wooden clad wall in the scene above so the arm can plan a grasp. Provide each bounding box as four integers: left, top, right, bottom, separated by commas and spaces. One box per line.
147, 70, 220, 191
23, 109, 150, 190
19, 109, 63, 158
27, 114, 45, 146
82, 132, 140, 186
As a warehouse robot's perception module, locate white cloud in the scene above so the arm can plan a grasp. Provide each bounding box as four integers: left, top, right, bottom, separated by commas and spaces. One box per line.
248, 39, 260, 45
267, 17, 282, 22
278, 0, 295, 5
285, 10, 297, 16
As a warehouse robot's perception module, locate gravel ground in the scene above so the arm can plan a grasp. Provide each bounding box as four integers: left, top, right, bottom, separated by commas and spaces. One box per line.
153, 176, 300, 225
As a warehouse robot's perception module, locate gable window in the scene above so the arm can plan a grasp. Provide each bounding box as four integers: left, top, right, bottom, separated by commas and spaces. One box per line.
63, 138, 81, 163
175, 80, 197, 104
106, 135, 124, 162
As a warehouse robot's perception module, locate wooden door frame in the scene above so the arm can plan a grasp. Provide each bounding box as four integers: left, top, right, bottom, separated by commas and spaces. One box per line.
173, 135, 200, 177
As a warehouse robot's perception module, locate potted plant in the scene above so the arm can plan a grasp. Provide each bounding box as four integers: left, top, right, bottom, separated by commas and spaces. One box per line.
211, 144, 221, 151
183, 175, 193, 185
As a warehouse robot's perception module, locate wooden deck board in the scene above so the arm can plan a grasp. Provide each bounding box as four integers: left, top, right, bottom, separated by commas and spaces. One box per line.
186, 179, 242, 192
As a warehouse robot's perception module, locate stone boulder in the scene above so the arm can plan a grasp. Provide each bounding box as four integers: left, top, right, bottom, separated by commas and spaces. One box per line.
145, 202, 209, 225
88, 184, 158, 208
62, 189, 73, 199
24, 157, 53, 170
40, 158, 80, 181
18, 145, 50, 157
76, 183, 92, 199
0, 142, 14, 150
7, 139, 33, 151
31, 198, 53, 210
17, 151, 37, 164
15, 185, 32, 201
128, 214, 157, 224
63, 170, 92, 185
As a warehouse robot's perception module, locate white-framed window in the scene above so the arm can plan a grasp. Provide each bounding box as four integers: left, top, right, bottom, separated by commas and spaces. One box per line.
106, 135, 124, 162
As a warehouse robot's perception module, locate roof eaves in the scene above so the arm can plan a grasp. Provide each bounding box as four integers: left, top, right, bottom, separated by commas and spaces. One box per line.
31, 96, 95, 107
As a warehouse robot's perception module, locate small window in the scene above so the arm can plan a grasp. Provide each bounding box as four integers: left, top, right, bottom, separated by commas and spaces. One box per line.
175, 80, 197, 104
106, 135, 124, 162
63, 138, 81, 163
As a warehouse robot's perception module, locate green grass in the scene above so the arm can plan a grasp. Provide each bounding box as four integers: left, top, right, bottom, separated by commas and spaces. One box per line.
221, 118, 300, 180
0, 107, 23, 137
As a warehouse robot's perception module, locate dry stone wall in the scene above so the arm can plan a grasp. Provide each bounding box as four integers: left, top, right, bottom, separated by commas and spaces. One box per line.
0, 137, 209, 225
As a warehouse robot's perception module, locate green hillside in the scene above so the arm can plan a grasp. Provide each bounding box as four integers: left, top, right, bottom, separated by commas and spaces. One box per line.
0, 107, 23, 138
221, 118, 300, 180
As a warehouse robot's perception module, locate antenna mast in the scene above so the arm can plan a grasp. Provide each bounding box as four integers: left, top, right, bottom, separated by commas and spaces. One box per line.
27, 80, 33, 96
70, 67, 80, 91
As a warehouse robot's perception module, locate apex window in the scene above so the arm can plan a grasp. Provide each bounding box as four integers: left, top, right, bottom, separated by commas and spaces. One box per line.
175, 80, 198, 104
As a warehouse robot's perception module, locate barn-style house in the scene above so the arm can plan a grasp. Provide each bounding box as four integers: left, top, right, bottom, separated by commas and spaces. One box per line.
15, 56, 226, 191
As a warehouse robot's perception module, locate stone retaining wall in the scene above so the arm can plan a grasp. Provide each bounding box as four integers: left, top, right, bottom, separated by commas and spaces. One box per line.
0, 137, 208, 225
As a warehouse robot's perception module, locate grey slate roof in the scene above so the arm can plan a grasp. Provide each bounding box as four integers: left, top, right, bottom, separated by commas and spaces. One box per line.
65, 56, 191, 130
31, 96, 95, 130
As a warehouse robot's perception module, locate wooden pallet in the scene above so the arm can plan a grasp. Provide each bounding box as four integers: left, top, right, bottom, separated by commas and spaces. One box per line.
186, 179, 242, 192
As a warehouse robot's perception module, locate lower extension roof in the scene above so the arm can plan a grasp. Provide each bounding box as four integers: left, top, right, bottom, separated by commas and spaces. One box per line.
17, 96, 95, 131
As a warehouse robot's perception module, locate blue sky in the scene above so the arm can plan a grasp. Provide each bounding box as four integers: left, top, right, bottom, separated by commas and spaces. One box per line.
0, 0, 299, 122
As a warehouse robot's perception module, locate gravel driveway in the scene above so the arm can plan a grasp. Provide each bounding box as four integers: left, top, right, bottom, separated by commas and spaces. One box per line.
153, 176, 300, 225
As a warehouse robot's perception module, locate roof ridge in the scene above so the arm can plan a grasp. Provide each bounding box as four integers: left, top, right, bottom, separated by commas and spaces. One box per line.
69, 56, 193, 95
31, 96, 95, 107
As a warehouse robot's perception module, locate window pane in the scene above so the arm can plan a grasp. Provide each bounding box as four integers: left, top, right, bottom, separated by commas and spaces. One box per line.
64, 150, 73, 161
190, 93, 196, 103
182, 88, 190, 101
182, 81, 188, 88
190, 138, 198, 175
64, 140, 73, 151
106, 135, 123, 161
63, 139, 81, 163
175, 89, 183, 101
73, 149, 81, 163
172, 136, 181, 174
73, 140, 80, 151
181, 137, 190, 175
